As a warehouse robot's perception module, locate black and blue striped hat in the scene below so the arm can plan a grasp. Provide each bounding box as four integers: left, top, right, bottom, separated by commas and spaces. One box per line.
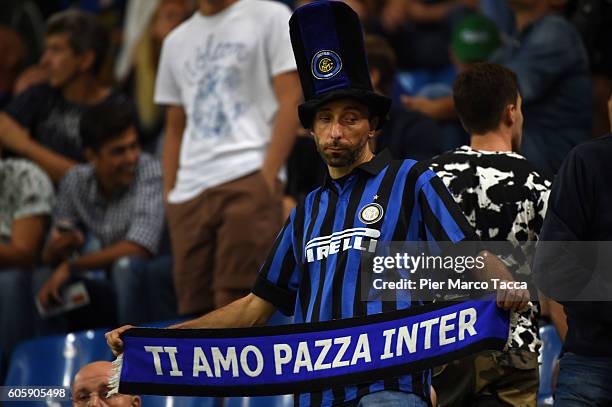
289, 1, 391, 129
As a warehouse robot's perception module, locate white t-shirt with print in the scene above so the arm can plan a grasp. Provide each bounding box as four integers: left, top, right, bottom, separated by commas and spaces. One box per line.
155, 0, 296, 204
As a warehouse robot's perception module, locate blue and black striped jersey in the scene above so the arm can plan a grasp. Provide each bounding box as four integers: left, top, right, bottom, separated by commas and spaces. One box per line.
252, 150, 477, 406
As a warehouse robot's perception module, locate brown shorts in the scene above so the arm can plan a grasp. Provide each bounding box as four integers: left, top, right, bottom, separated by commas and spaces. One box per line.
165, 171, 283, 315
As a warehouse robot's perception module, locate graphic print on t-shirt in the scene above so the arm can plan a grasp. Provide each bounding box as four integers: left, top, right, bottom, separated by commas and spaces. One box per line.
185, 35, 249, 140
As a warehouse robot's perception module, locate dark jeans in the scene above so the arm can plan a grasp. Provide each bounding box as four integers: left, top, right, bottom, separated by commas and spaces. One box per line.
554, 352, 612, 406
0, 269, 35, 378
111, 255, 178, 325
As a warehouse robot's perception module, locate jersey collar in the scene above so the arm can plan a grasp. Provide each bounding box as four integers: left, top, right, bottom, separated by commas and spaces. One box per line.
322, 149, 392, 190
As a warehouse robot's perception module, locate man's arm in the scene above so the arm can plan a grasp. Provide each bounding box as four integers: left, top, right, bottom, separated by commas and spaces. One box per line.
37, 240, 151, 307
260, 71, 302, 191
161, 106, 185, 199
401, 95, 456, 121
42, 228, 84, 266
106, 293, 277, 356
0, 113, 77, 182
0, 216, 48, 269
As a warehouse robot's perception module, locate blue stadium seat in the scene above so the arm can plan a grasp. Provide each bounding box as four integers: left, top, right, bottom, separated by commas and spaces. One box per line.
537, 324, 563, 406
225, 395, 293, 407
4, 328, 112, 387
141, 395, 221, 407
3, 329, 112, 406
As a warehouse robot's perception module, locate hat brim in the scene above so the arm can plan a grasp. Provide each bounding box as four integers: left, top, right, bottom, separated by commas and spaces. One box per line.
298, 89, 391, 130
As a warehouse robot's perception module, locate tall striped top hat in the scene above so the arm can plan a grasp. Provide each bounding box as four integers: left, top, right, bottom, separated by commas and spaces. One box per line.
290, 0, 391, 129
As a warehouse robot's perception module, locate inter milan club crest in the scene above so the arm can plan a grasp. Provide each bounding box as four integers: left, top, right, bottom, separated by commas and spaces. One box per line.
358, 202, 384, 225
311, 50, 342, 80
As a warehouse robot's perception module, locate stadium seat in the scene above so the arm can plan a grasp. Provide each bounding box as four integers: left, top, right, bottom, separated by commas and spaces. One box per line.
225, 394, 293, 407
3, 329, 112, 406
4, 328, 112, 388
537, 324, 563, 406
140, 395, 221, 407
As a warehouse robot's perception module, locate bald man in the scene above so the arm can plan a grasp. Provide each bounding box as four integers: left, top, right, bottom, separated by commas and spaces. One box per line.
72, 361, 140, 407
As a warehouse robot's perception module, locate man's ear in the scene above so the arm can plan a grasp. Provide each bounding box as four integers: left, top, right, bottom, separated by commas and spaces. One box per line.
369, 117, 380, 136
504, 104, 515, 128
131, 395, 141, 407
78, 50, 96, 73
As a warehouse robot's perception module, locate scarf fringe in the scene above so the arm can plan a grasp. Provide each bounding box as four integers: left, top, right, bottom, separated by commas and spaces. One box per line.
108, 354, 124, 397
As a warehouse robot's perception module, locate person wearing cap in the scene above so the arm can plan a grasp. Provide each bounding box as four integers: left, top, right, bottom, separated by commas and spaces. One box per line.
107, 3, 528, 406
401, 13, 501, 123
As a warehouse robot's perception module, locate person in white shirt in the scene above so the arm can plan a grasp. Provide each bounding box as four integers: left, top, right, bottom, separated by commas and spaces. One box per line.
155, 0, 301, 315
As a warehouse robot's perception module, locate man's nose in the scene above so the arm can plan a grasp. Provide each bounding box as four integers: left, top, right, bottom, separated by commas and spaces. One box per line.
87, 393, 104, 406
330, 121, 342, 140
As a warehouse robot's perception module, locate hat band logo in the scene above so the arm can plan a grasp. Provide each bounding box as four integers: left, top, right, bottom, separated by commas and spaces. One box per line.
311, 50, 342, 80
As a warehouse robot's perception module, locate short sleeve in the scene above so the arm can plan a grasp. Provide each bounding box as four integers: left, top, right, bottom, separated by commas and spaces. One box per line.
13, 161, 54, 220
154, 36, 183, 106
418, 170, 478, 244
3, 84, 46, 128
264, 5, 297, 77
252, 209, 300, 315
124, 156, 165, 254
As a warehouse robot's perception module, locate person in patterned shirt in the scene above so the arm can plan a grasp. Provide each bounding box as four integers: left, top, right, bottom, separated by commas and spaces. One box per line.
36, 100, 168, 327
429, 63, 555, 407
0, 149, 54, 370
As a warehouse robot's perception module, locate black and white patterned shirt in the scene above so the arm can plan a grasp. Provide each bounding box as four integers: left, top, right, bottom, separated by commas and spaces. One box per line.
53, 153, 164, 254
430, 145, 552, 353
0, 159, 54, 245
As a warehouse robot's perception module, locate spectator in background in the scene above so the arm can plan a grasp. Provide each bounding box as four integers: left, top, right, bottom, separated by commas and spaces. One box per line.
72, 361, 141, 407
533, 134, 612, 404
119, 0, 192, 153
403, 13, 501, 118
37, 100, 169, 327
369, 0, 476, 72
157, 0, 301, 316
566, 0, 612, 138
0, 147, 54, 371
0, 26, 25, 108
402, 13, 501, 150
365, 35, 445, 161
489, 0, 591, 174
430, 63, 552, 406
0, 10, 126, 183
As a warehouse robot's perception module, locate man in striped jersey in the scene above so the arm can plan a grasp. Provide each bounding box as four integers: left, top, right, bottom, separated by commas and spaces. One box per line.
107, 2, 528, 406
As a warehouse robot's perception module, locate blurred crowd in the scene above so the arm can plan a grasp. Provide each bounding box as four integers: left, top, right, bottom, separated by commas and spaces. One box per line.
0, 0, 611, 404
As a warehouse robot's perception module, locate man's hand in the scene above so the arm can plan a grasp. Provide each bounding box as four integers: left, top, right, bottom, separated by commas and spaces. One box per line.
105, 325, 135, 357
495, 284, 530, 312
43, 227, 84, 265
37, 261, 71, 308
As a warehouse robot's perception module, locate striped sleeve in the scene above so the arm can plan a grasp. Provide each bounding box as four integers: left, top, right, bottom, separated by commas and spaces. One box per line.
418, 170, 479, 243
251, 208, 300, 316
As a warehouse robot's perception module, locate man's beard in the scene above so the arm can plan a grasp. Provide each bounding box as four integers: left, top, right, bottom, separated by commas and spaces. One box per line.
315, 136, 369, 168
